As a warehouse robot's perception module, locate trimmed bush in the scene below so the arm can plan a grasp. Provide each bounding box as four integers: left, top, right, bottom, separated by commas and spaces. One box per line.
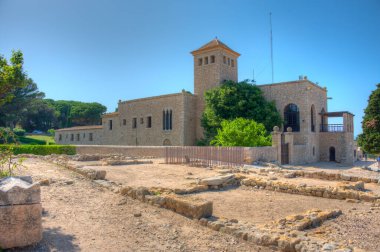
0, 145, 76, 155
18, 136, 47, 145
13, 127, 26, 137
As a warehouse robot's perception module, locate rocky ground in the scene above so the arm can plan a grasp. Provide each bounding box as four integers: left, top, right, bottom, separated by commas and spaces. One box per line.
14, 158, 272, 252
10, 156, 380, 251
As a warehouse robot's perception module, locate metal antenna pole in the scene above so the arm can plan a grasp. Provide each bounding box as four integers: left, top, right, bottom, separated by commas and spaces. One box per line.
270, 12, 274, 83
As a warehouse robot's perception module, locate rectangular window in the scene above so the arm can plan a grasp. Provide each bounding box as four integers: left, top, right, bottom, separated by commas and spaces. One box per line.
76, 134, 80, 141
83, 133, 85, 138
231, 59, 235, 67
147, 116, 152, 128
132, 118, 137, 128
223, 56, 226, 64
71, 134, 74, 141
89, 133, 93, 141
210, 55, 215, 63
204, 57, 208, 65
109, 120, 113, 130
123, 119, 126, 125
198, 58, 203, 66
59, 134, 62, 141
228, 58, 230, 66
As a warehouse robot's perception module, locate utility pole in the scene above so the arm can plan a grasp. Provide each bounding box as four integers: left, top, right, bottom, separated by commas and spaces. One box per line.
270, 12, 274, 83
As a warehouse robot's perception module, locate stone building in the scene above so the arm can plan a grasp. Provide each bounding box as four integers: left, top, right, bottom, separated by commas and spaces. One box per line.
56, 38, 355, 165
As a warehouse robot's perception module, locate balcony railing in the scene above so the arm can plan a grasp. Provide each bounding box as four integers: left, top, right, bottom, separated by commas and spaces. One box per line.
320, 124, 344, 132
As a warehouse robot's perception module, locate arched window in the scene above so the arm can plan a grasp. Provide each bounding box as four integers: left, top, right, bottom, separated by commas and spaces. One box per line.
284, 104, 300, 132
163, 109, 173, 131
311, 105, 315, 132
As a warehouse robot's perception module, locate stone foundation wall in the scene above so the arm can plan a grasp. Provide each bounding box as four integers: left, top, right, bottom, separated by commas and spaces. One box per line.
76, 145, 166, 158
244, 146, 277, 163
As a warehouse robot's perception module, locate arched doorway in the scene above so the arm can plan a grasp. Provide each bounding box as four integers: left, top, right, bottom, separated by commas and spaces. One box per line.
329, 147, 336, 161
163, 139, 171, 146
284, 103, 300, 132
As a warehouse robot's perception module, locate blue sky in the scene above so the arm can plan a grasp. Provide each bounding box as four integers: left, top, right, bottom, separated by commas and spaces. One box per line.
0, 0, 379, 137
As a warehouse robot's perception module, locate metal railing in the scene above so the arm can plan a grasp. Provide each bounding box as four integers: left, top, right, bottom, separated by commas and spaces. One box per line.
165, 146, 245, 167
320, 124, 344, 132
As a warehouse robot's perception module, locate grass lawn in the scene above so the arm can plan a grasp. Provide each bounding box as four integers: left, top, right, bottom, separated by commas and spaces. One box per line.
21, 134, 55, 145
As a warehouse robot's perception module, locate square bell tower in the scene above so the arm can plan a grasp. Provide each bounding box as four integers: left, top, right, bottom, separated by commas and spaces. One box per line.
190, 38, 240, 140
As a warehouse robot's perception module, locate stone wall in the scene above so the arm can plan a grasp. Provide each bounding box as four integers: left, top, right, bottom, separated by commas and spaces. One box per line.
258, 80, 327, 137
118, 91, 196, 146
75, 145, 166, 158
319, 132, 354, 164
76, 145, 278, 164
55, 127, 103, 145
244, 146, 277, 163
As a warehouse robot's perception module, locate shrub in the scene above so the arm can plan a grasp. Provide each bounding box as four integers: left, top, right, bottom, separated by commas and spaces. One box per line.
47, 129, 55, 136
0, 145, 76, 155
13, 127, 26, 137
210, 118, 272, 147
0, 127, 17, 144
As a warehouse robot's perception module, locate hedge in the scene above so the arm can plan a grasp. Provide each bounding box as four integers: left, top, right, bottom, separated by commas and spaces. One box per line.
18, 136, 47, 145
0, 145, 76, 155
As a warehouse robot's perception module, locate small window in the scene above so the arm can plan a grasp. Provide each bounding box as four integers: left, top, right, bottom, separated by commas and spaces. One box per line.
228, 58, 230, 66
198, 58, 203, 66
147, 116, 152, 128
89, 133, 93, 141
313, 146, 315, 156
231, 59, 235, 67
59, 134, 62, 141
140, 118, 144, 124
123, 119, 126, 125
223, 56, 226, 64
210, 55, 215, 63
76, 134, 80, 141
109, 120, 113, 130
204, 57, 208, 65
132, 118, 137, 128
71, 134, 74, 141
83, 133, 85, 138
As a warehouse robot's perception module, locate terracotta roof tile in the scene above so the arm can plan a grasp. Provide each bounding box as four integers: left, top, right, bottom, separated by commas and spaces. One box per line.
191, 38, 240, 57
56, 125, 103, 132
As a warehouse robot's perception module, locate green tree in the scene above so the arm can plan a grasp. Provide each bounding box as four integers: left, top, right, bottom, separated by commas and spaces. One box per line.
358, 83, 380, 154
201, 80, 281, 143
211, 118, 272, 147
0, 50, 28, 106
21, 99, 58, 132
0, 78, 44, 128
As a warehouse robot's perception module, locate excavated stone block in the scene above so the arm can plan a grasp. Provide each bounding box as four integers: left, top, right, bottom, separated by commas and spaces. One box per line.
0, 204, 42, 249
162, 195, 213, 219
200, 174, 235, 186
0, 177, 40, 206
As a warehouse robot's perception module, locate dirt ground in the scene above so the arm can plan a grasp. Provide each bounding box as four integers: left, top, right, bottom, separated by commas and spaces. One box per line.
291, 161, 380, 180
72, 159, 220, 189
194, 188, 373, 224
11, 157, 380, 251
14, 158, 272, 252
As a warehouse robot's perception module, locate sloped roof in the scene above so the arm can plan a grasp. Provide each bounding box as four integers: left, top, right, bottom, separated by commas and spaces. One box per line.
191, 38, 240, 57
102, 112, 119, 118
56, 125, 103, 132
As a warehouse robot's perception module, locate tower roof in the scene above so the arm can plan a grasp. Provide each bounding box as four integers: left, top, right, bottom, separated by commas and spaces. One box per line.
191, 38, 240, 57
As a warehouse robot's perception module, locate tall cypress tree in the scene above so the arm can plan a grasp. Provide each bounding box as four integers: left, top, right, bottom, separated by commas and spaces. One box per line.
358, 84, 380, 154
